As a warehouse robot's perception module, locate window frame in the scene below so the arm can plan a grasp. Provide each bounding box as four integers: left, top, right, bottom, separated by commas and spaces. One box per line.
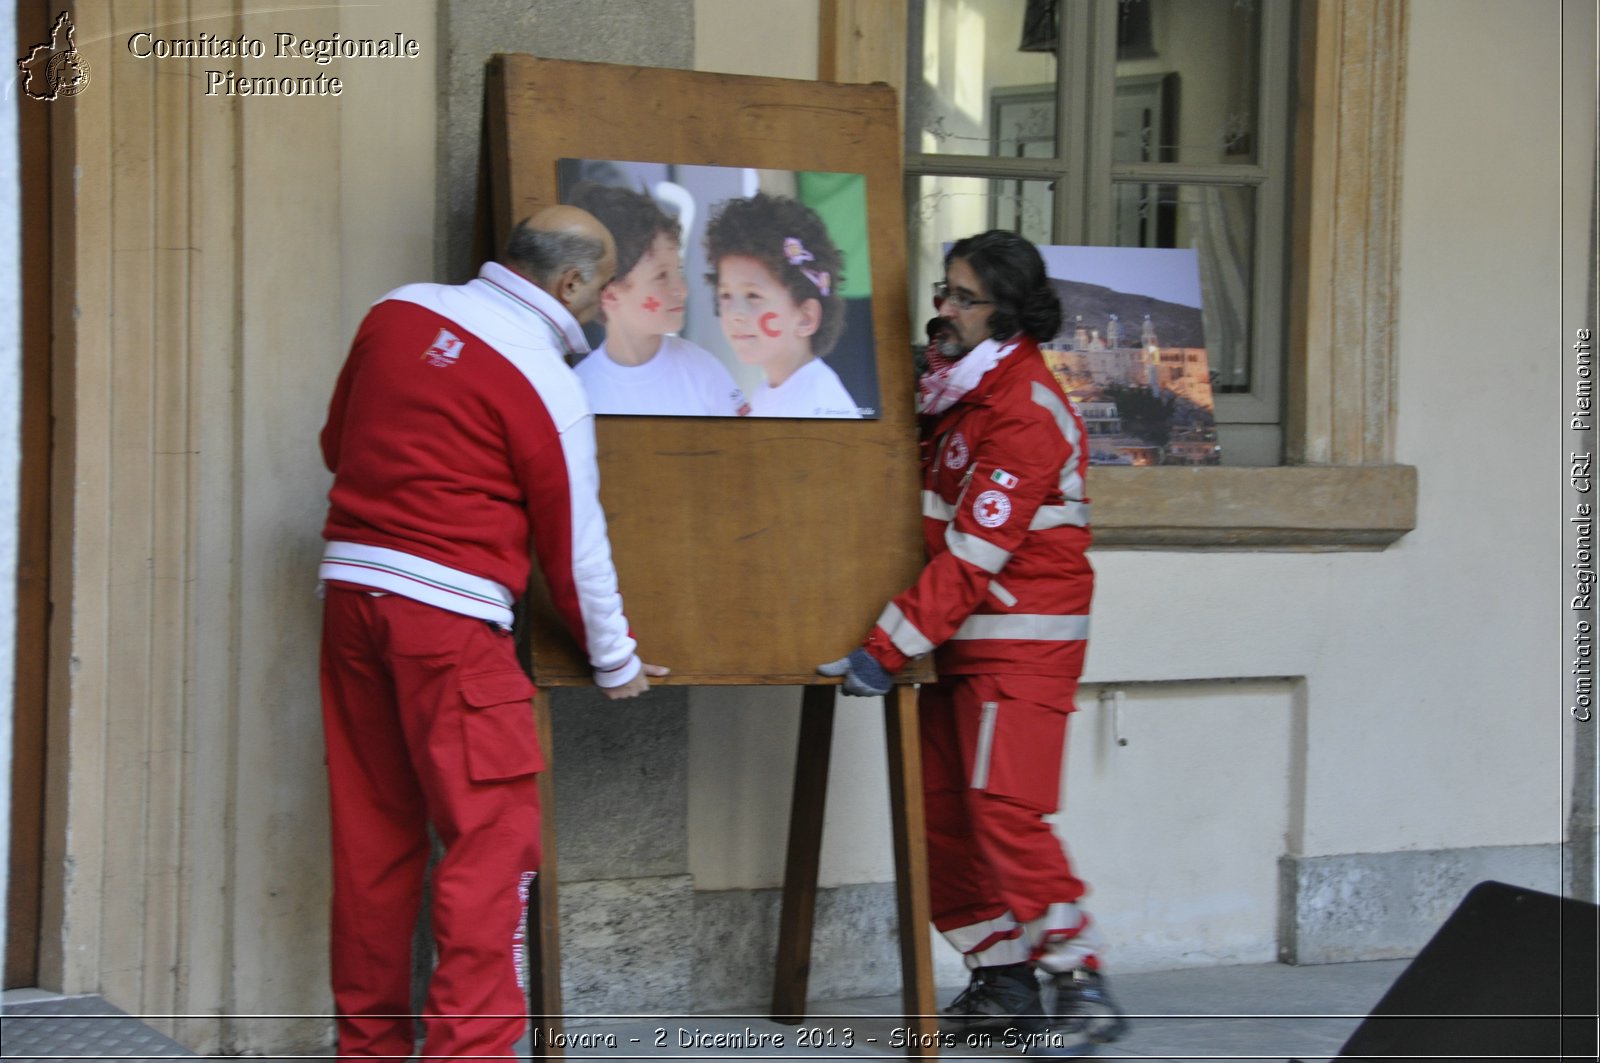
821, 0, 1418, 549
904, 0, 1297, 461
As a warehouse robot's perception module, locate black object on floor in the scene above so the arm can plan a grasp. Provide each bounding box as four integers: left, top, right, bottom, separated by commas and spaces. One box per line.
1334, 879, 1598, 1063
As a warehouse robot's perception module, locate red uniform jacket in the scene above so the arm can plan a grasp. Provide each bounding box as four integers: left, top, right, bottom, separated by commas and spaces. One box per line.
864, 336, 1093, 679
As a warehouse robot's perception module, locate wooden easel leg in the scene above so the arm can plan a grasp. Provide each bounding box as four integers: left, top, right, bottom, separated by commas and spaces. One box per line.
771, 684, 837, 1023
528, 689, 564, 1058
884, 684, 939, 1055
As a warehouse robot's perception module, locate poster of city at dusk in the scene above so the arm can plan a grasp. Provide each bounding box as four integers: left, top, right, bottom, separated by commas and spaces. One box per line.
1039, 245, 1220, 466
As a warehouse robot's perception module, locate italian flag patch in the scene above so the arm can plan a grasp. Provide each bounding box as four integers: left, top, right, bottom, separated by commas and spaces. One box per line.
990, 469, 1019, 489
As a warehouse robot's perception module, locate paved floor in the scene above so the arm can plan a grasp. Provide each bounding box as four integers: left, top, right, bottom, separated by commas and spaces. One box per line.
535, 959, 1411, 1061
0, 960, 1408, 1056
2, 958, 1410, 1061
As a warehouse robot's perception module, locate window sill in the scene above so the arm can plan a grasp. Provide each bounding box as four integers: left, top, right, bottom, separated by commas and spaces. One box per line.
1089, 464, 1418, 550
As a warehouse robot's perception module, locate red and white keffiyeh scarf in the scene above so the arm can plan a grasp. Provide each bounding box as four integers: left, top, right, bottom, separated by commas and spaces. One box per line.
916, 337, 1018, 416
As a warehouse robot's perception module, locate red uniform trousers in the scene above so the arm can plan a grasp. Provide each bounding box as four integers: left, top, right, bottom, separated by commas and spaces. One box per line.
320, 585, 544, 1061
921, 672, 1098, 972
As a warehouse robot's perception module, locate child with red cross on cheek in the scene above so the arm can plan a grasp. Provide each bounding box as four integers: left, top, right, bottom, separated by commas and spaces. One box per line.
567, 181, 748, 416
704, 191, 862, 419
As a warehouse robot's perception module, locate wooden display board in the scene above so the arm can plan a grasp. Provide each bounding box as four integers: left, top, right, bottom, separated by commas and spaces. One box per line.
485, 54, 927, 686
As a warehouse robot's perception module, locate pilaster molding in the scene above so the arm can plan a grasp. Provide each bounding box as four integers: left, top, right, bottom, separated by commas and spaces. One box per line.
46, 0, 250, 1052
1290, 0, 1408, 466
51, 0, 190, 1023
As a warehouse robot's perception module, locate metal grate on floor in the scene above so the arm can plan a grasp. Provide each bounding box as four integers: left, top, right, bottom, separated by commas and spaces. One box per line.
1, 994, 196, 1062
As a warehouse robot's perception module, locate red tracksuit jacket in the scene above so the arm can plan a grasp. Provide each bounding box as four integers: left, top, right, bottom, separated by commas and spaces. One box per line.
319, 262, 640, 687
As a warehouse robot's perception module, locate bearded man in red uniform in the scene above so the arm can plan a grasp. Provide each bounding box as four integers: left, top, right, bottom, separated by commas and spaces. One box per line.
318, 206, 667, 1060
821, 230, 1127, 1053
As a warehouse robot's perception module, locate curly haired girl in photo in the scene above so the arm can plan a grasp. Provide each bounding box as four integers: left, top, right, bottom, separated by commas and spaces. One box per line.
704, 192, 863, 419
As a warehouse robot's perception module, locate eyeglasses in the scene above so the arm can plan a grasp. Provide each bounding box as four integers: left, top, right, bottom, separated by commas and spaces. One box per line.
932, 281, 994, 311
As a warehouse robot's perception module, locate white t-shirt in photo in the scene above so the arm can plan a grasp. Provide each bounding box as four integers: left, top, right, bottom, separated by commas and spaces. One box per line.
574, 334, 747, 416
747, 357, 862, 419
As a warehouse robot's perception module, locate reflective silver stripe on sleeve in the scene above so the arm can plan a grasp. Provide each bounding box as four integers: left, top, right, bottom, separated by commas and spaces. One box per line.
951, 613, 1091, 642
946, 528, 1011, 574
1032, 380, 1087, 508
987, 580, 1018, 607
876, 602, 936, 658
1031, 380, 1079, 449
922, 490, 955, 522
1029, 500, 1091, 529
971, 701, 998, 789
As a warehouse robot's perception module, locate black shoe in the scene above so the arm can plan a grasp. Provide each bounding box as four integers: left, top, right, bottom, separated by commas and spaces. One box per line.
1045, 967, 1129, 1048
940, 962, 1047, 1037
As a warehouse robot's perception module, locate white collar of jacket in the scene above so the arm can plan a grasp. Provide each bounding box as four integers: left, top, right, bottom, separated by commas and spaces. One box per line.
474, 260, 592, 359
917, 336, 1019, 416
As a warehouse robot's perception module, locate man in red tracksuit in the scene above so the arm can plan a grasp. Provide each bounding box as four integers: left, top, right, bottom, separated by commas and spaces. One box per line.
820, 230, 1127, 1052
318, 206, 666, 1060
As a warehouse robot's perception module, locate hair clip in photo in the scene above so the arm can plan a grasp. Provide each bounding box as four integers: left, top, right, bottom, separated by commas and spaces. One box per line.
783, 237, 830, 296
799, 268, 831, 296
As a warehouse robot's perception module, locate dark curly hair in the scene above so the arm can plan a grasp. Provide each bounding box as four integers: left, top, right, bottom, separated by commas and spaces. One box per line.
946, 230, 1061, 343
565, 181, 681, 280
703, 192, 846, 357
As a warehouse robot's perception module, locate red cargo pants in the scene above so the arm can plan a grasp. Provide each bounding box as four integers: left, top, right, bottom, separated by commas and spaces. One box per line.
921, 672, 1099, 972
320, 585, 543, 1060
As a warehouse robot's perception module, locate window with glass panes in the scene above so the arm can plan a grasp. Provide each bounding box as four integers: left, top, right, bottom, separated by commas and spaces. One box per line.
906, 0, 1295, 465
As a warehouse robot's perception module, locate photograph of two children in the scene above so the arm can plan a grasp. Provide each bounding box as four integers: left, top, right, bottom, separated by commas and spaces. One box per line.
557, 157, 883, 421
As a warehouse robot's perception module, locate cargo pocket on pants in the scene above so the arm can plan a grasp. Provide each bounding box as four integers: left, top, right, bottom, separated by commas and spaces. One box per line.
459, 670, 545, 782
969, 680, 1070, 814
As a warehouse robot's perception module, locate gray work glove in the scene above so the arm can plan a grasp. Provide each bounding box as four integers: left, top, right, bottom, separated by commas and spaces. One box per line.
817, 648, 893, 697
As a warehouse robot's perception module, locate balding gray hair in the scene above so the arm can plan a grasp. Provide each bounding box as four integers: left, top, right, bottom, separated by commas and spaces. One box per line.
503, 218, 606, 286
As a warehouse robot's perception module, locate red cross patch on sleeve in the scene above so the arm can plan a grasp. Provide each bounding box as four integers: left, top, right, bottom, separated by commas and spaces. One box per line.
973, 489, 1012, 528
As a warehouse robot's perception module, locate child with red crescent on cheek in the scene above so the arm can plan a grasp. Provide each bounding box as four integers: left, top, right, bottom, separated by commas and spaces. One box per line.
567, 182, 748, 416
704, 192, 862, 419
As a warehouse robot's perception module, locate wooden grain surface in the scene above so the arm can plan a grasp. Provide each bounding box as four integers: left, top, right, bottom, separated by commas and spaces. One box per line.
488, 56, 927, 686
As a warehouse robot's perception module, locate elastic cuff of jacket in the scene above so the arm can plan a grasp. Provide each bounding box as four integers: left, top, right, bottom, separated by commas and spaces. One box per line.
594, 653, 642, 689
863, 629, 907, 675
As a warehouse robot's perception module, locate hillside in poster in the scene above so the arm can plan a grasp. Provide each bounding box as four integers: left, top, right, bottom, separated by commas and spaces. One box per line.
1038, 246, 1220, 466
